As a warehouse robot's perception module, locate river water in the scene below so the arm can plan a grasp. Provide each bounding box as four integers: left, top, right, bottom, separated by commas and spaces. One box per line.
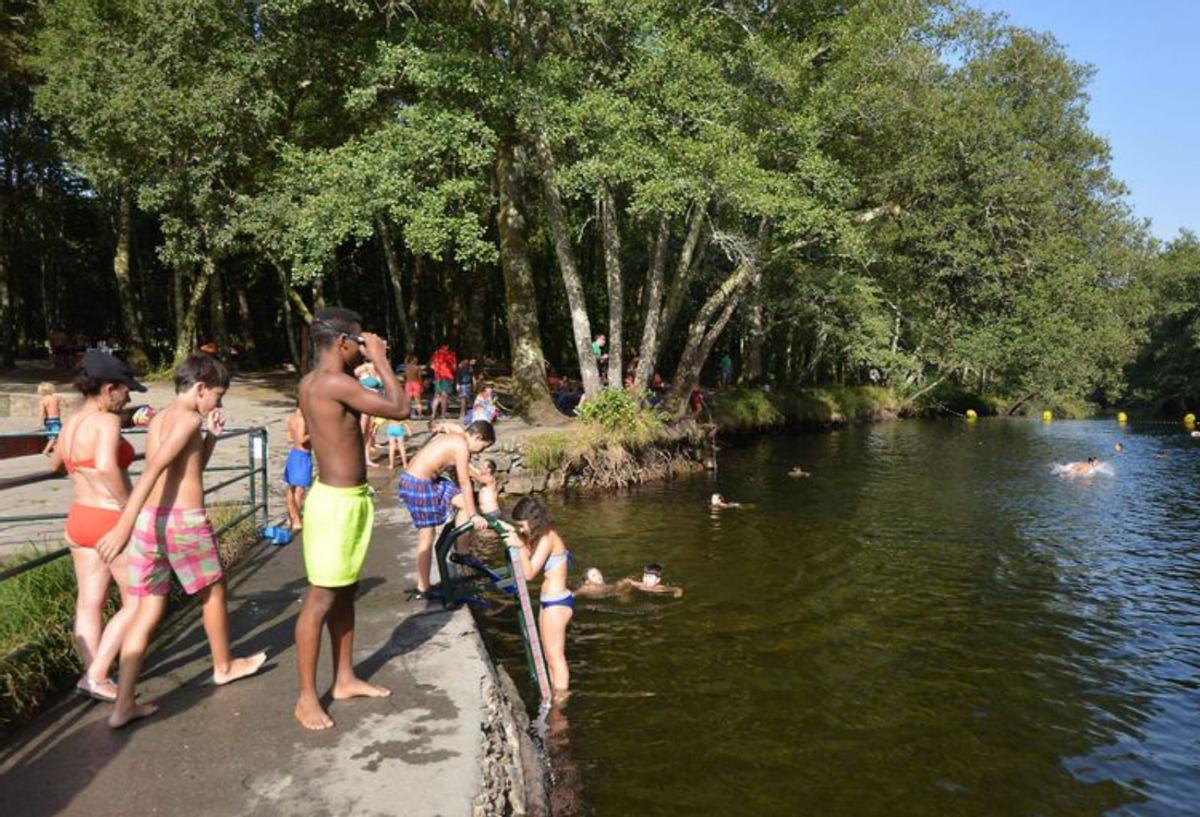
480, 419, 1200, 817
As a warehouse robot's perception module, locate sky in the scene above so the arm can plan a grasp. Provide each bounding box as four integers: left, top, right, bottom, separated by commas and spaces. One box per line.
975, 0, 1200, 241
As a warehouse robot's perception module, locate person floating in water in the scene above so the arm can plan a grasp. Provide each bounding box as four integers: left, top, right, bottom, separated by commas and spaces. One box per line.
788, 465, 811, 478
1055, 457, 1112, 478
575, 565, 683, 599
710, 492, 742, 509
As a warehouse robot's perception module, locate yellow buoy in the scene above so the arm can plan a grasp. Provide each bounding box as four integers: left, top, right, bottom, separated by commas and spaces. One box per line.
1042, 410, 1053, 422
965, 409, 978, 421
1186, 412, 1196, 425
1117, 412, 1127, 424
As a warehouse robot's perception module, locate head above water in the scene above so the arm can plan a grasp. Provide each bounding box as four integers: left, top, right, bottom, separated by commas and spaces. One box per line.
584, 567, 605, 585
711, 493, 724, 506
642, 563, 663, 587
1087, 456, 1097, 465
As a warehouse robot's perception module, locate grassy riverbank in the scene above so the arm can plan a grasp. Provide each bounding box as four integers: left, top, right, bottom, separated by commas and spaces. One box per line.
710, 386, 905, 432
0, 502, 259, 727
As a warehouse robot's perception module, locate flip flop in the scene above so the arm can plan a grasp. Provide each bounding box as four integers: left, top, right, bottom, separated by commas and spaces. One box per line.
76, 675, 117, 703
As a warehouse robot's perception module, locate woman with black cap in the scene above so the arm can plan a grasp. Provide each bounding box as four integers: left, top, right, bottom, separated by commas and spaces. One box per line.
50, 350, 148, 701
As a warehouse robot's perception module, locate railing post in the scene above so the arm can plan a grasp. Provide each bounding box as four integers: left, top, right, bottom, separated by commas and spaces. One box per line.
258, 427, 269, 528
247, 429, 257, 532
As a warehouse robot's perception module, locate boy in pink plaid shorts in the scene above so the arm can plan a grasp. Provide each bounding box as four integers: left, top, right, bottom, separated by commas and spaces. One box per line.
97, 354, 266, 728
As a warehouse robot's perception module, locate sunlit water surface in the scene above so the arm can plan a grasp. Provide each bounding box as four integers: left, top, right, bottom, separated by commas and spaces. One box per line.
478, 419, 1200, 817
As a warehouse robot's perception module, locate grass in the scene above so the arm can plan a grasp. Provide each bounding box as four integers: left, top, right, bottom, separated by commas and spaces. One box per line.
0, 500, 260, 727
712, 385, 902, 431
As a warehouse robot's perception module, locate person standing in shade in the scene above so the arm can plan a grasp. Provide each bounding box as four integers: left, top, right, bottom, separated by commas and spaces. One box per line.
719, 353, 734, 389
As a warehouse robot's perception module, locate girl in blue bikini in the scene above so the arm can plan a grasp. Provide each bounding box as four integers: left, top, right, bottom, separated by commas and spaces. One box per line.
501, 496, 573, 699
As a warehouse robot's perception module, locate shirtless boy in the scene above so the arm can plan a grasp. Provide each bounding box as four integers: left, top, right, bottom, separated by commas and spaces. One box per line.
399, 419, 495, 594
283, 406, 312, 530
472, 459, 501, 521
96, 354, 266, 728
293, 307, 411, 730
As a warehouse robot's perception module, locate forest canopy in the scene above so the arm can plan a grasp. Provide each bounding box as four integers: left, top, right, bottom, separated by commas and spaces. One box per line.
1, 0, 1192, 415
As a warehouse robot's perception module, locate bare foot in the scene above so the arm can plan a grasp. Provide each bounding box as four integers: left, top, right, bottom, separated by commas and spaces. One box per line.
294, 696, 334, 730
212, 651, 267, 686
332, 677, 391, 700
109, 701, 158, 728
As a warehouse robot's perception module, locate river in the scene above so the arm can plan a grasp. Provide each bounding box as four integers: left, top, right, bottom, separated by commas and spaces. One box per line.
480, 419, 1200, 816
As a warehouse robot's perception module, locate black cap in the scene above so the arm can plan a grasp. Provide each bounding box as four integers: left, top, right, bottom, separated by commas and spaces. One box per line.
82, 350, 148, 392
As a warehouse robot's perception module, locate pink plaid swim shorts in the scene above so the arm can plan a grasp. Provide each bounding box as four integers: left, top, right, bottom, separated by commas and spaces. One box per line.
128, 506, 223, 596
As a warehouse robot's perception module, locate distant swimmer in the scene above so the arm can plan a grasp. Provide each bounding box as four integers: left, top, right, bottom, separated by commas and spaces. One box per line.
1054, 457, 1113, 478
788, 466, 811, 478
1114, 442, 1124, 453
710, 492, 742, 509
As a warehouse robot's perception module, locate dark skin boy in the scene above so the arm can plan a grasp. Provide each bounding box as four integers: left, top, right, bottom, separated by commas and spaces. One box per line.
294, 325, 409, 730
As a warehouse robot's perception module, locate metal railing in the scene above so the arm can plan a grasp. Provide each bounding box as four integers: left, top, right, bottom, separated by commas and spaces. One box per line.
0, 426, 269, 583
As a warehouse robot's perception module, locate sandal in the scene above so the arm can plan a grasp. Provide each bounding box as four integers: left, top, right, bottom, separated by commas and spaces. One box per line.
76, 674, 118, 702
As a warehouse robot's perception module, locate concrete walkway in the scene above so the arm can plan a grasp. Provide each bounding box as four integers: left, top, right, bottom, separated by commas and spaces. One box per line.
0, 483, 496, 817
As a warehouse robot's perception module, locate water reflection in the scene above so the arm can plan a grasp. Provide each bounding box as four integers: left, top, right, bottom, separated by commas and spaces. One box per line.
479, 420, 1200, 816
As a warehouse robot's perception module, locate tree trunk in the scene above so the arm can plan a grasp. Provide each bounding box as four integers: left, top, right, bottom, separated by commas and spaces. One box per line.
287, 286, 314, 325
742, 268, 765, 385
495, 138, 558, 422
634, 215, 671, 390
655, 201, 707, 366
277, 263, 301, 370
235, 284, 257, 366
209, 262, 229, 358
665, 264, 753, 413
172, 259, 215, 364
172, 264, 187, 347
529, 128, 602, 396
408, 254, 422, 351
111, 189, 149, 370
375, 216, 414, 354
599, 181, 624, 387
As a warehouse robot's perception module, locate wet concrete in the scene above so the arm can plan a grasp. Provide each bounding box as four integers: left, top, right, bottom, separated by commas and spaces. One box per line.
0, 496, 494, 817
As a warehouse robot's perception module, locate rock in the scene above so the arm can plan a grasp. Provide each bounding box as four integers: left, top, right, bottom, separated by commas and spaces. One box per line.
546, 469, 566, 491
504, 475, 534, 495
529, 471, 548, 492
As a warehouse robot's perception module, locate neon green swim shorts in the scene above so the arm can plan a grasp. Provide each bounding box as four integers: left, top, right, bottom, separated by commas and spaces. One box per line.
302, 481, 374, 587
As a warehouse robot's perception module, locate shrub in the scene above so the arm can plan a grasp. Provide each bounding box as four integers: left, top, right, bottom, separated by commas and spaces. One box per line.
522, 432, 570, 472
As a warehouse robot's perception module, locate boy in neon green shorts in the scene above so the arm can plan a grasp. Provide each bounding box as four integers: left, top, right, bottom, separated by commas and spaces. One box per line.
293, 307, 411, 730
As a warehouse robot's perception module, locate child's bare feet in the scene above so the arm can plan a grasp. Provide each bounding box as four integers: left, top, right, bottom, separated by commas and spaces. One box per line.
295, 695, 334, 730
109, 701, 158, 728
332, 677, 391, 700
212, 651, 267, 686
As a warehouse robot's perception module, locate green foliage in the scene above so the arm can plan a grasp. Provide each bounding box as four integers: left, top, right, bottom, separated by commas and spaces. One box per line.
1126, 232, 1200, 411
711, 388, 784, 430
521, 432, 570, 472
578, 388, 665, 436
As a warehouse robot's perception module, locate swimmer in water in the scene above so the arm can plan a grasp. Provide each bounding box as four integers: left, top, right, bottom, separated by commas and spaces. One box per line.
617, 563, 684, 598
575, 565, 684, 599
710, 492, 741, 510
1114, 442, 1123, 453
1059, 457, 1101, 477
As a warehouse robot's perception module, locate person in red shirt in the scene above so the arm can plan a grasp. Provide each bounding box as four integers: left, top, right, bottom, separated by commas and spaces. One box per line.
430, 345, 458, 419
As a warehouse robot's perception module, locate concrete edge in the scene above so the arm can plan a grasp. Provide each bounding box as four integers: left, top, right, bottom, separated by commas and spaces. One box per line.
464, 611, 550, 817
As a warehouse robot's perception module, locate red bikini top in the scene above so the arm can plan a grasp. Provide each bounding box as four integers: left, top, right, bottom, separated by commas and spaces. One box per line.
65, 436, 135, 474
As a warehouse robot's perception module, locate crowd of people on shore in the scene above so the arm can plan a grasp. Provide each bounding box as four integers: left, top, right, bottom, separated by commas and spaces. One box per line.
36, 308, 690, 736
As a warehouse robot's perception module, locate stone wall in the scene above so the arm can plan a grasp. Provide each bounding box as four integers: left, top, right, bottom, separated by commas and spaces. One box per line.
475, 664, 549, 817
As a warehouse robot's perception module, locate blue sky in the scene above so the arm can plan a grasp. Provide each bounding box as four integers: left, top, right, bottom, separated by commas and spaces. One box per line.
975, 1, 1199, 241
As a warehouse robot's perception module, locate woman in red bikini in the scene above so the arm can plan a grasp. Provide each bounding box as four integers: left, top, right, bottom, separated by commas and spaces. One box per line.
50, 351, 148, 701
